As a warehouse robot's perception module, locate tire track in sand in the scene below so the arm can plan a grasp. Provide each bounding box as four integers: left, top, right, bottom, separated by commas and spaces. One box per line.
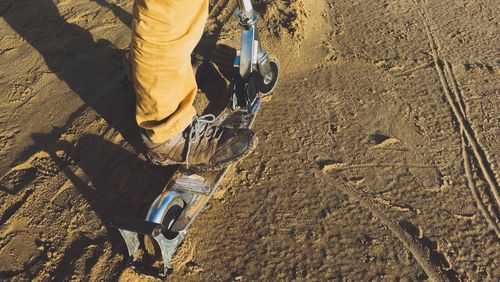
461, 137, 500, 236
317, 172, 456, 282
411, 0, 500, 236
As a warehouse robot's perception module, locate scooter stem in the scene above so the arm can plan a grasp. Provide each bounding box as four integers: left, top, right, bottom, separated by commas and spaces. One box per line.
236, 0, 258, 79
237, 0, 254, 15
236, 0, 274, 86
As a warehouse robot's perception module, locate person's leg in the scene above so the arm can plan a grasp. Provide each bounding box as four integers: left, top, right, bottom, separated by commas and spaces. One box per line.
132, 0, 208, 143
131, 0, 257, 170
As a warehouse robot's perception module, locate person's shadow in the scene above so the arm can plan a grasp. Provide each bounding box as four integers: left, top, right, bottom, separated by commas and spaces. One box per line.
3, 0, 138, 147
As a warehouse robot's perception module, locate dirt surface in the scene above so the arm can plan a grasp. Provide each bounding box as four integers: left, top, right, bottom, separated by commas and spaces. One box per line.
1, 0, 499, 280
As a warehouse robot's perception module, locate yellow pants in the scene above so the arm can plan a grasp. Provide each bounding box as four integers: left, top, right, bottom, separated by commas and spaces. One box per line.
131, 0, 208, 143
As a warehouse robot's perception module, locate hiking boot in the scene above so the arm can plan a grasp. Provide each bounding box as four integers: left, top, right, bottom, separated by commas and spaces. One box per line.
143, 114, 257, 171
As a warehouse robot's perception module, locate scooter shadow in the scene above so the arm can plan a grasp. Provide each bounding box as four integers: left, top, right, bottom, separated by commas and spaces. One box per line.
196, 44, 239, 117
30, 132, 176, 271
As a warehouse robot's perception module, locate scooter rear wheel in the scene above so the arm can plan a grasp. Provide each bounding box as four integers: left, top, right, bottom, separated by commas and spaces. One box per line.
144, 196, 185, 261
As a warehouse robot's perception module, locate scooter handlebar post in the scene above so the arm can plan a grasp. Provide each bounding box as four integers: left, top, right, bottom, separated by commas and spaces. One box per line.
238, 0, 254, 13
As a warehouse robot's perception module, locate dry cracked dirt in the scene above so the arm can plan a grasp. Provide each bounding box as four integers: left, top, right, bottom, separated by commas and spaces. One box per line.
0, 0, 499, 281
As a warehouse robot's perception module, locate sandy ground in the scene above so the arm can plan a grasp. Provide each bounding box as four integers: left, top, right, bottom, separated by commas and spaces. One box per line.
0, 0, 499, 280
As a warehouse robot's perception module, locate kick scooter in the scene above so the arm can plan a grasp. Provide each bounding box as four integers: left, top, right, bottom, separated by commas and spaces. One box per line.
113, 0, 279, 277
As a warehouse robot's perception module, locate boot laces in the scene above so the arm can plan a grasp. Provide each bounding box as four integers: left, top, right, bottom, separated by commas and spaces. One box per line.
185, 114, 223, 168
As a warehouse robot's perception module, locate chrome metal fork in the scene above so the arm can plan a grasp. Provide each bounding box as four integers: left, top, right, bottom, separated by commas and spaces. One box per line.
236, 0, 274, 84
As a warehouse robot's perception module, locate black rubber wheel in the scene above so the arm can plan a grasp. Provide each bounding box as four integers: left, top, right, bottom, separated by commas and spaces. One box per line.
258, 57, 279, 96
160, 198, 185, 240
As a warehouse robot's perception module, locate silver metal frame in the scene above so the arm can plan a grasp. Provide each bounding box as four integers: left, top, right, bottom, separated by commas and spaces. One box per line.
235, 0, 273, 82
238, 0, 253, 14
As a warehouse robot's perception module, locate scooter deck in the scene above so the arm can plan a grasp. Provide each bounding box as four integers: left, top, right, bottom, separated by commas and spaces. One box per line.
166, 103, 260, 233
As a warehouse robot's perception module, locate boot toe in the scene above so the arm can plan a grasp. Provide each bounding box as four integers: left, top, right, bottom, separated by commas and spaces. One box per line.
210, 129, 255, 165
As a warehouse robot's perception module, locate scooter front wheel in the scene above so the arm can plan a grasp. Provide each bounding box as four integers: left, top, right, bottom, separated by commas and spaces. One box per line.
258, 57, 279, 96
